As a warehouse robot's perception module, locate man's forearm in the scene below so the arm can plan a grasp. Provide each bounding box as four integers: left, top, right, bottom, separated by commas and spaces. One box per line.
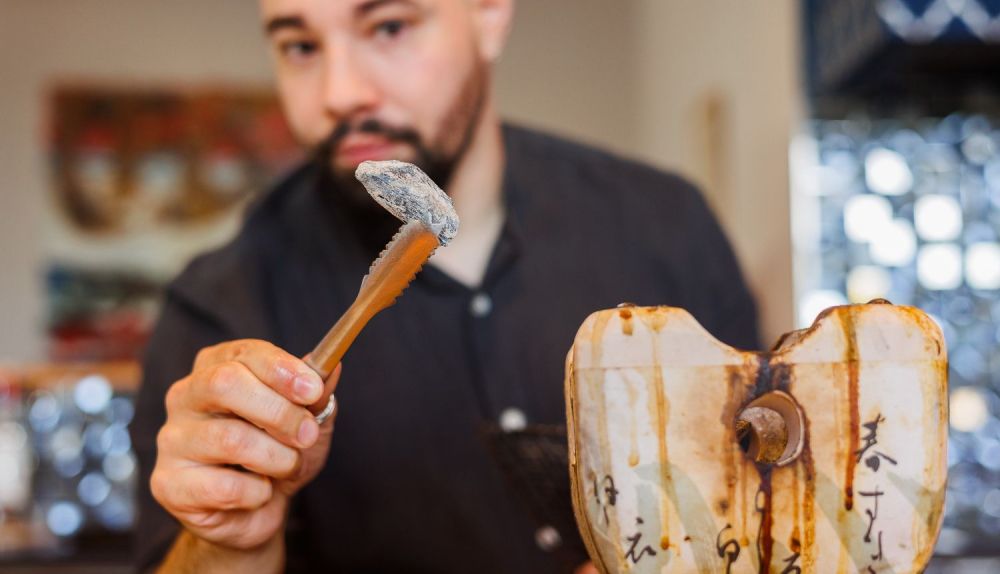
156, 529, 284, 574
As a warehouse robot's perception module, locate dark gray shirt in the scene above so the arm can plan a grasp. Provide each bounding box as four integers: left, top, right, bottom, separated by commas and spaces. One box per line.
131, 125, 759, 573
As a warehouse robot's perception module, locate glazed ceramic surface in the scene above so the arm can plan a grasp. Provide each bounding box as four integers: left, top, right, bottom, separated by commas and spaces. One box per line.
565, 304, 947, 573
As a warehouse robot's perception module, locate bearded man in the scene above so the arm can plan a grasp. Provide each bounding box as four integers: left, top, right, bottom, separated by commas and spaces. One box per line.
132, 1, 760, 572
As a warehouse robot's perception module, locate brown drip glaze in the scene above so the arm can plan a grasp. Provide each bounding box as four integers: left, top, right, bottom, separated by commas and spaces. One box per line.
722, 365, 746, 526
755, 466, 774, 573
627, 382, 639, 467
926, 359, 950, 537
618, 308, 634, 336
840, 309, 860, 512
638, 308, 674, 559
792, 456, 802, 558
739, 449, 749, 544
652, 355, 672, 523
799, 411, 817, 571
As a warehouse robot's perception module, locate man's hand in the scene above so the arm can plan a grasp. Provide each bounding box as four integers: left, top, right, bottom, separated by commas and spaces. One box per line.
151, 339, 340, 553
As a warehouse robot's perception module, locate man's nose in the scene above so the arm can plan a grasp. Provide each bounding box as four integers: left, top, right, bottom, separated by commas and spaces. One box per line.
322, 44, 379, 119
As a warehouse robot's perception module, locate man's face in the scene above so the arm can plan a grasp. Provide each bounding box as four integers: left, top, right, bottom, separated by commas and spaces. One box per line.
260, 0, 509, 188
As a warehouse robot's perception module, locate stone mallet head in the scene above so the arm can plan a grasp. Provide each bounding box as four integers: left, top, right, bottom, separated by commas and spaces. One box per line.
304, 160, 460, 381
355, 159, 459, 246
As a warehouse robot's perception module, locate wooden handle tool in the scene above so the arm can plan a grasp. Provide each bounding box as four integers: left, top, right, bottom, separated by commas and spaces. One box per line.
304, 220, 440, 378
304, 160, 460, 380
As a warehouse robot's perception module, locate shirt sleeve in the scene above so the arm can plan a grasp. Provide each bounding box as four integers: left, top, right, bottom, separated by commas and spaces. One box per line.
129, 290, 230, 571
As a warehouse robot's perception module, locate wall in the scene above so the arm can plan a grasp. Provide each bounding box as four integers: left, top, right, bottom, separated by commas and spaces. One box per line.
631, 0, 802, 345
0, 0, 276, 360
495, 0, 640, 155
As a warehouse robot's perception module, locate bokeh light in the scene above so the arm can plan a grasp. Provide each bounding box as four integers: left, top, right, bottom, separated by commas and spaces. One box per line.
865, 147, 914, 195
967, 242, 1000, 290
951, 387, 990, 433
870, 219, 918, 267
915, 194, 963, 241
918, 244, 964, 290
844, 194, 894, 243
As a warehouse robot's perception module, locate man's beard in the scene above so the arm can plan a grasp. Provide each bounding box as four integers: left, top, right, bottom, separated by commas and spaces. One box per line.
311, 61, 488, 211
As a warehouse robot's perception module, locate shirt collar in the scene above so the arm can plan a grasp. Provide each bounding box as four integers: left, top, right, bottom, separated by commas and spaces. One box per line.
418, 124, 527, 293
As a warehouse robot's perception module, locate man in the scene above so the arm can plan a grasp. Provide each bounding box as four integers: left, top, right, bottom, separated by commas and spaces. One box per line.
131, 0, 760, 572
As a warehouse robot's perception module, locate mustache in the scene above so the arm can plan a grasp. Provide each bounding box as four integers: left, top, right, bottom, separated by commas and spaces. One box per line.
314, 118, 423, 163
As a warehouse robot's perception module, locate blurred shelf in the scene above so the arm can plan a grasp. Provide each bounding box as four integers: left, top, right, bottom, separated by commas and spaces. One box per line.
0, 361, 140, 393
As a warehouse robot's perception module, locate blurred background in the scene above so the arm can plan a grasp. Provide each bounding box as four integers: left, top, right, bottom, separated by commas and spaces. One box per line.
0, 0, 997, 571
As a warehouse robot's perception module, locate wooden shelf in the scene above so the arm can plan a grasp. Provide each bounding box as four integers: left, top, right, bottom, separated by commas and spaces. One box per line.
0, 361, 140, 393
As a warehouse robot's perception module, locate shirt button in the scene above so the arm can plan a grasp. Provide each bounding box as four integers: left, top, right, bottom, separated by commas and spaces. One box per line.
535, 525, 562, 552
499, 407, 527, 432
469, 292, 493, 318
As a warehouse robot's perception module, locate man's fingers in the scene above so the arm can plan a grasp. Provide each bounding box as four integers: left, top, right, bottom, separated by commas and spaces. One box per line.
192, 361, 319, 449
184, 340, 337, 440
164, 418, 302, 480
152, 466, 272, 514
307, 362, 342, 418
196, 340, 324, 406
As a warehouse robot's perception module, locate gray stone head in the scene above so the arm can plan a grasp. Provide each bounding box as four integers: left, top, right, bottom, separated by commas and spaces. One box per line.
355, 160, 460, 246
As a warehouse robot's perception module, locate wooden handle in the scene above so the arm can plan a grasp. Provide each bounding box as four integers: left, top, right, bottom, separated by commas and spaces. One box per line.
305, 220, 440, 378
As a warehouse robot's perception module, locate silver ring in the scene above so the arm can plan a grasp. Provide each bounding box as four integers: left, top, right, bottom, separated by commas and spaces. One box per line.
314, 394, 337, 425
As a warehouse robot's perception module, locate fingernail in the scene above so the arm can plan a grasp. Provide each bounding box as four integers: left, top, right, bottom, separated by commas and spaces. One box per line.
293, 374, 320, 402
298, 418, 319, 446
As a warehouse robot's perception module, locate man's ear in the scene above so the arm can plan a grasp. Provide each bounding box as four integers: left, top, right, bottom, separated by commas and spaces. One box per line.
472, 0, 514, 62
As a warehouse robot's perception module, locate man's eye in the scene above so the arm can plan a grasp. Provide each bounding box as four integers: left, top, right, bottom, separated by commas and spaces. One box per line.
280, 40, 319, 60
373, 19, 408, 39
